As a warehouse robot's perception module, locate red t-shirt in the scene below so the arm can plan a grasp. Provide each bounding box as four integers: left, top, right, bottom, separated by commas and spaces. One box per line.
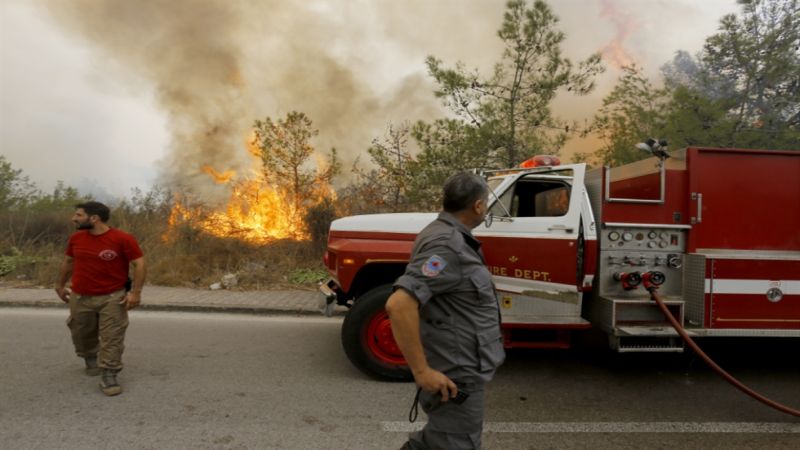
66, 228, 144, 296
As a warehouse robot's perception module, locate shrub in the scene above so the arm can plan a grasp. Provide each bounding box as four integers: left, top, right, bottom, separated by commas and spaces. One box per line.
303, 197, 338, 253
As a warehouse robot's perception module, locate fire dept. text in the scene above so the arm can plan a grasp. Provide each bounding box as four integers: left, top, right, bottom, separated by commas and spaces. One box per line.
488, 265, 551, 282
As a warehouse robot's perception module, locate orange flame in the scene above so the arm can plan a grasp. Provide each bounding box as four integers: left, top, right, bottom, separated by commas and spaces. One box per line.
166, 152, 334, 244
201, 165, 236, 184
599, 0, 638, 69
601, 41, 635, 69
165, 179, 317, 244
203, 179, 310, 242
165, 124, 337, 245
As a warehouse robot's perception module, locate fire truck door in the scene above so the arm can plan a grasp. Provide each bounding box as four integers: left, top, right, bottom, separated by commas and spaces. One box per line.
475, 165, 586, 324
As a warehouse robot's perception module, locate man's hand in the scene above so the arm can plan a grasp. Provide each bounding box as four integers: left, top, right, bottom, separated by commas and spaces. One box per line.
414, 366, 458, 401
120, 291, 141, 310
55, 286, 71, 303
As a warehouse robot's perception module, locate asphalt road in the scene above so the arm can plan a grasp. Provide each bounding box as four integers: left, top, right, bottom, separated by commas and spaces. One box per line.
0, 308, 798, 450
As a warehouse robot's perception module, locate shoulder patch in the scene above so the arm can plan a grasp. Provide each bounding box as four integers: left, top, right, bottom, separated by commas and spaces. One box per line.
421, 255, 447, 277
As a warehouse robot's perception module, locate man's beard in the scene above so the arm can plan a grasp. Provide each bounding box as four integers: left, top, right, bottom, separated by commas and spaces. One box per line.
75, 221, 94, 230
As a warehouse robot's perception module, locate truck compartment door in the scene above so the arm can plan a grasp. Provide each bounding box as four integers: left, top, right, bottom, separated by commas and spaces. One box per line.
704, 255, 800, 330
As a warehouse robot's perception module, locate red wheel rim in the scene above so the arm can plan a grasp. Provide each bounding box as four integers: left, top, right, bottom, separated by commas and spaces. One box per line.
364, 310, 406, 365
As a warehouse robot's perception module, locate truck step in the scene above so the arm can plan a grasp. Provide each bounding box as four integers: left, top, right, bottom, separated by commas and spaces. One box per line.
613, 336, 685, 353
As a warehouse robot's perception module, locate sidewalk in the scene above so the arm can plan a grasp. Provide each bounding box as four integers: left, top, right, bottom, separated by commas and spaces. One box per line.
0, 285, 338, 316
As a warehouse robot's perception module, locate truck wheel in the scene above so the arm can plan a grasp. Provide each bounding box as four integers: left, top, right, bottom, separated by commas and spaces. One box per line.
341, 284, 411, 381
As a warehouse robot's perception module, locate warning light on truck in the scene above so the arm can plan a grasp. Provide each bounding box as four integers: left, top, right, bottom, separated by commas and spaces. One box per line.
519, 155, 561, 168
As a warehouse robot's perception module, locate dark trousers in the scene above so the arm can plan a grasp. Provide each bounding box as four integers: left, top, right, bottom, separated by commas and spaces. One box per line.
407, 382, 486, 450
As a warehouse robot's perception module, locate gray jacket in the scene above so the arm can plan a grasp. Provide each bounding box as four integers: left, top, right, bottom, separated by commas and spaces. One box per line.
394, 212, 505, 383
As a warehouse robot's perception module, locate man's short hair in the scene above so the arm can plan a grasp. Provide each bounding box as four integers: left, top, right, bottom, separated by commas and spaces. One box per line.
442, 172, 489, 213
76, 201, 110, 222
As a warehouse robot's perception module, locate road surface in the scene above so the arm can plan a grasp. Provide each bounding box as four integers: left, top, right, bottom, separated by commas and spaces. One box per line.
1, 309, 798, 449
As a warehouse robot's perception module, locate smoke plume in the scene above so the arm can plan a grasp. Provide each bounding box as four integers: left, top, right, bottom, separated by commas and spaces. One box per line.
38, 0, 456, 203
36, 0, 666, 202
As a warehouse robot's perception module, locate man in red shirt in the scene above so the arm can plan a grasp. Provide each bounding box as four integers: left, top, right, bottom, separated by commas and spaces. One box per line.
55, 201, 146, 396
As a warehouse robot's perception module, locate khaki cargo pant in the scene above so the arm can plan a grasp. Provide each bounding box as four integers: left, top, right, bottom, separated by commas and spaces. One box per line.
66, 289, 129, 371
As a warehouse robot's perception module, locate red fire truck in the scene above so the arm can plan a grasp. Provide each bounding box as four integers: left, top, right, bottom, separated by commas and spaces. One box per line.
319, 147, 800, 380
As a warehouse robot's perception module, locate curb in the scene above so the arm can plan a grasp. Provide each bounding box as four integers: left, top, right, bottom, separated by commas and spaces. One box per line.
0, 301, 67, 309
0, 300, 346, 317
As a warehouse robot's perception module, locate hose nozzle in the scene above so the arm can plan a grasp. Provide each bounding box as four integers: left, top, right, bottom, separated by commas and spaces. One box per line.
613, 271, 642, 290
642, 271, 666, 292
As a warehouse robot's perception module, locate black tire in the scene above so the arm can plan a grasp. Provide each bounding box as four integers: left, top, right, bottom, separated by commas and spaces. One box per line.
341, 284, 412, 381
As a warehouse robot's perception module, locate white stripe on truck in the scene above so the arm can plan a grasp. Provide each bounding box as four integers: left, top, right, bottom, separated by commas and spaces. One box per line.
705, 279, 800, 295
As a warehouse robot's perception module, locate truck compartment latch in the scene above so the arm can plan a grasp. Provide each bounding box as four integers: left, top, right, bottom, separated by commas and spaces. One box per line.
691, 192, 703, 224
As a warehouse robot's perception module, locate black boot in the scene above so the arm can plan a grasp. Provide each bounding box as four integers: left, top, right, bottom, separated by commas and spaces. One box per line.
99, 369, 122, 396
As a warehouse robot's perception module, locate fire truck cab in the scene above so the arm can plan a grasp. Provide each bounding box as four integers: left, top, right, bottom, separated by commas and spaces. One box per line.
320, 147, 800, 380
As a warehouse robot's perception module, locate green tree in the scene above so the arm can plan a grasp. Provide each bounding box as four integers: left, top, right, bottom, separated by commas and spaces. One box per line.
588, 65, 670, 165
354, 123, 414, 212
252, 112, 340, 216
27, 181, 88, 211
658, 50, 739, 148
659, 84, 739, 148
587, 0, 799, 164
124, 185, 173, 217
663, 0, 800, 149
0, 156, 38, 211
407, 119, 496, 209
426, 0, 604, 167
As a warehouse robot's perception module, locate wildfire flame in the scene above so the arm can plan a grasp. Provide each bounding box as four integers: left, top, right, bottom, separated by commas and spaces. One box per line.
166, 141, 334, 244
166, 177, 321, 244
601, 41, 635, 69
599, 0, 637, 69
201, 165, 236, 184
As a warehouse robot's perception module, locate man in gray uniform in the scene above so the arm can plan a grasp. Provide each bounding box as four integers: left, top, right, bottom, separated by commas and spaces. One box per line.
386, 172, 505, 450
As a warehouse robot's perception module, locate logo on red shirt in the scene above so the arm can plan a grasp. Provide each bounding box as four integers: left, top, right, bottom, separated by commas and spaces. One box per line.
99, 249, 118, 261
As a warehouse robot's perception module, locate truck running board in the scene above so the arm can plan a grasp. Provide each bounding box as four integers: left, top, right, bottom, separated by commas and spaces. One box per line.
612, 335, 685, 353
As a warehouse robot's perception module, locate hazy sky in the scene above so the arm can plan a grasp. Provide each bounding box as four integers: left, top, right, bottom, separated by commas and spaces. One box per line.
0, 0, 740, 201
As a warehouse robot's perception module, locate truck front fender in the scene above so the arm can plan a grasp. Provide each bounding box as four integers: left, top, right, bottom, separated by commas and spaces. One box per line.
327, 235, 413, 294
349, 262, 408, 300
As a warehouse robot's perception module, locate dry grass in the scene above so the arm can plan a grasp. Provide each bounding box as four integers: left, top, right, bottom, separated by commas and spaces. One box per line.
0, 208, 328, 291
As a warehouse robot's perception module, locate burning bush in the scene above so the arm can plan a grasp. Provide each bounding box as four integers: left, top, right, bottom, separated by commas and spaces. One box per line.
165, 180, 310, 245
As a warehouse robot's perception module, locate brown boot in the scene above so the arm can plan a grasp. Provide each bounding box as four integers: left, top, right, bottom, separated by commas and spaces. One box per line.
84, 355, 101, 376
99, 369, 122, 396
